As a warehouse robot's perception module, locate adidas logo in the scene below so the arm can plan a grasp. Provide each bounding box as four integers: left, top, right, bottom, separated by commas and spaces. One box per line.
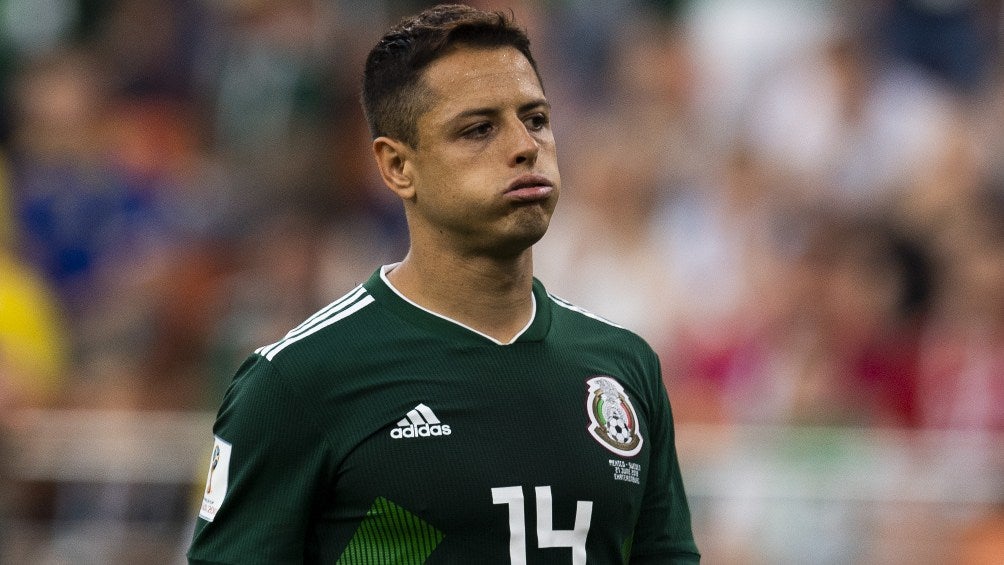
390, 403, 452, 439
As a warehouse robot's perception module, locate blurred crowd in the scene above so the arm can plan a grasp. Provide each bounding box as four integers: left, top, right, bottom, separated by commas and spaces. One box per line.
535, 0, 1004, 433
2, 0, 1001, 428
0, 0, 1002, 561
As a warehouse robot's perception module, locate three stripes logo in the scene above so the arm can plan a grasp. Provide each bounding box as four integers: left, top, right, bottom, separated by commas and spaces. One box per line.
256, 285, 374, 362
390, 403, 452, 439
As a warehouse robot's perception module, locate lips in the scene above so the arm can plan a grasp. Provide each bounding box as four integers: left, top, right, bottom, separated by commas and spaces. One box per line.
505, 174, 554, 202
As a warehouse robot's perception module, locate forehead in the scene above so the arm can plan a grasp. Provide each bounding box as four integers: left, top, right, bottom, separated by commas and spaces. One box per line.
419, 45, 543, 118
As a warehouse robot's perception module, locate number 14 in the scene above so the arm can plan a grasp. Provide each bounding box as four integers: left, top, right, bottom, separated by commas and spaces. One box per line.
491, 485, 593, 565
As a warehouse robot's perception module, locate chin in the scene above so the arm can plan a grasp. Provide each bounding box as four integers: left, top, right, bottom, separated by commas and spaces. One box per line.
473, 207, 553, 257
500, 223, 551, 257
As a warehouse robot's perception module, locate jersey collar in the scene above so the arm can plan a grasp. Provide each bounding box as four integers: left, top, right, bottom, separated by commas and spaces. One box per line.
364, 264, 551, 345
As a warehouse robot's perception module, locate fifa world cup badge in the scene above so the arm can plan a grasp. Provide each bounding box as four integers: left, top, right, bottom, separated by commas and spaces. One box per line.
200, 437, 232, 522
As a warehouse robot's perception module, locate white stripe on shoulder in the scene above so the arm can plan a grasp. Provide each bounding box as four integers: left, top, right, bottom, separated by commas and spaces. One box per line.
256, 285, 366, 358
256, 286, 374, 361
289, 285, 367, 336
547, 292, 625, 329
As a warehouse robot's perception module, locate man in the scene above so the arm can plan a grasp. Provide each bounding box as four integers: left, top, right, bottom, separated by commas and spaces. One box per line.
188, 4, 699, 564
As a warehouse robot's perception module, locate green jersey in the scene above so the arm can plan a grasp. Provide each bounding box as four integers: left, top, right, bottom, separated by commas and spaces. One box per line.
188, 266, 699, 564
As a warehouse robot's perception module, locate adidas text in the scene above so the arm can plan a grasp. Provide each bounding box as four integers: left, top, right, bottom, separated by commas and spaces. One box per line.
390, 424, 452, 439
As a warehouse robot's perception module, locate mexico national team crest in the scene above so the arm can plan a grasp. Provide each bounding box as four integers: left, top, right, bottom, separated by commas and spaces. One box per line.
586, 376, 643, 456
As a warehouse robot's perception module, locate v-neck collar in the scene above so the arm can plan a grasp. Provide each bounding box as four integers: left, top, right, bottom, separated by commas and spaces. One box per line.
363, 264, 551, 345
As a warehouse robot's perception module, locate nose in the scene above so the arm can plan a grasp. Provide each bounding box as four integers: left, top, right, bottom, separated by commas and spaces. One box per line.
509, 121, 539, 168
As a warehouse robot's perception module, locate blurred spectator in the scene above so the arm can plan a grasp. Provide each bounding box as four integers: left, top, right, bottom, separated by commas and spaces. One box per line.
0, 153, 67, 416
203, 0, 335, 187
742, 27, 957, 210
0, 149, 68, 563
0, 248, 68, 414
917, 184, 1004, 431
91, 0, 204, 100
878, 0, 1000, 94
672, 210, 932, 427
7, 48, 172, 312
656, 145, 808, 424
784, 214, 930, 427
683, 0, 838, 146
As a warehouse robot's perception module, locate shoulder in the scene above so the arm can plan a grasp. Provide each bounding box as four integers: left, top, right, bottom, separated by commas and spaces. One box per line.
215, 284, 386, 421
253, 283, 383, 369
545, 290, 654, 352
542, 288, 662, 384
542, 290, 669, 421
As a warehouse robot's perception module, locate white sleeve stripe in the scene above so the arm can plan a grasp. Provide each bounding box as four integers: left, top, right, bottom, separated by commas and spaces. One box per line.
262, 295, 375, 361
547, 293, 625, 329
255, 286, 369, 359
287, 285, 366, 336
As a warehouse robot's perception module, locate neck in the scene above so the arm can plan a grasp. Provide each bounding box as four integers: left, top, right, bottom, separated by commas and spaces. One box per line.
386, 246, 536, 343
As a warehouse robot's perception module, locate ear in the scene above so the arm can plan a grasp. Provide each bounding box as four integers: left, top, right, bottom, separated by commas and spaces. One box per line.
372, 136, 416, 201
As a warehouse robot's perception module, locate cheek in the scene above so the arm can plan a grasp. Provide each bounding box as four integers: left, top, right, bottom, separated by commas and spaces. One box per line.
415, 165, 481, 215
430, 153, 495, 194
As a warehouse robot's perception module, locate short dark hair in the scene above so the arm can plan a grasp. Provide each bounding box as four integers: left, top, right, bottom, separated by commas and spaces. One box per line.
362, 4, 541, 147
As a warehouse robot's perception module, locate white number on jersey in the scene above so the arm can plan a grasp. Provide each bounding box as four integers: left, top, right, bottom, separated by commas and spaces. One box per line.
491, 485, 593, 565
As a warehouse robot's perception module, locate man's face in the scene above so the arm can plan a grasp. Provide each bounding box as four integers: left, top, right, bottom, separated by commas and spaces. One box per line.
406, 45, 560, 258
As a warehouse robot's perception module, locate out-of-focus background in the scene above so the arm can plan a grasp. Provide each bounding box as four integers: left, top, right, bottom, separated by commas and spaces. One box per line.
0, 0, 1001, 563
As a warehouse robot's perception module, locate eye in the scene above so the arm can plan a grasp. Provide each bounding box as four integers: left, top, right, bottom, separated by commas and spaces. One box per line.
462, 122, 494, 139
525, 113, 549, 132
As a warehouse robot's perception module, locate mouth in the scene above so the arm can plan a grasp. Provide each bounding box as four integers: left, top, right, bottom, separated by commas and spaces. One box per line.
504, 174, 555, 202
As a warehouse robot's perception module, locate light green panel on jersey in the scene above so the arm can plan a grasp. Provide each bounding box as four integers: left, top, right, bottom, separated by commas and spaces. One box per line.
337, 497, 445, 564
622, 532, 634, 562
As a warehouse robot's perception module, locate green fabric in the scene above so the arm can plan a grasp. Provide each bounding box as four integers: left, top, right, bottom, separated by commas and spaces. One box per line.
337, 497, 444, 564
188, 266, 699, 564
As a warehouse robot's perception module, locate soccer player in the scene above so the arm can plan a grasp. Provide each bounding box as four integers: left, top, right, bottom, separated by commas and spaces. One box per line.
187, 4, 700, 564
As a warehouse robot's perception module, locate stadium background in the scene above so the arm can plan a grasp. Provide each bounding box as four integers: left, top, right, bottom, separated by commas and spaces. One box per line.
0, 0, 1001, 562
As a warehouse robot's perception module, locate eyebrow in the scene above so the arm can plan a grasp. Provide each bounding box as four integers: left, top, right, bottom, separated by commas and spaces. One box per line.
448, 98, 551, 123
